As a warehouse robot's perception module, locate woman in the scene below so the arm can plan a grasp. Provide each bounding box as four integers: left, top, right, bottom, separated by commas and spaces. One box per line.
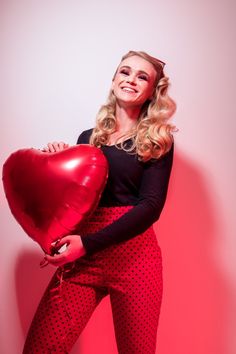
23, 50, 176, 354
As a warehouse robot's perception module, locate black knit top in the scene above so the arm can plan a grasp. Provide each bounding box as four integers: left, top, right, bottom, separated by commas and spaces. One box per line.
77, 128, 174, 255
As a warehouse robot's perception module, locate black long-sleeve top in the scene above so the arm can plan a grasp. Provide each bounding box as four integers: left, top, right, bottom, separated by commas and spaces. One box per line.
76, 128, 174, 255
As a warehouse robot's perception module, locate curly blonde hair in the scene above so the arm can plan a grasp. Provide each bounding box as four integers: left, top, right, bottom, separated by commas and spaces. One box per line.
89, 50, 177, 161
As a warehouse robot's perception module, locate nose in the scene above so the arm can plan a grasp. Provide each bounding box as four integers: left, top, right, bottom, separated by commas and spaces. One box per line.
126, 74, 136, 85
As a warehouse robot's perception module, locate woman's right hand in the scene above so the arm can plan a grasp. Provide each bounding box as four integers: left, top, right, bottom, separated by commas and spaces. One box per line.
42, 141, 70, 153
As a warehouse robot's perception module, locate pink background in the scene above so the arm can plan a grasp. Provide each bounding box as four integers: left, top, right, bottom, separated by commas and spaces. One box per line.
1, 1, 235, 353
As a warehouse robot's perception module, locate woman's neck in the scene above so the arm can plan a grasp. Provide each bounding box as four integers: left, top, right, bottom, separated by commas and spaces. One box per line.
115, 104, 140, 133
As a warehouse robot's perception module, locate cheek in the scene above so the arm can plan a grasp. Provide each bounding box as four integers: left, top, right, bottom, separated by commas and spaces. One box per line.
140, 85, 153, 98
142, 82, 155, 97
112, 77, 120, 91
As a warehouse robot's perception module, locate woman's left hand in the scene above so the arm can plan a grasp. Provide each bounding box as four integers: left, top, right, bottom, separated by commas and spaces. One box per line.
40, 235, 86, 267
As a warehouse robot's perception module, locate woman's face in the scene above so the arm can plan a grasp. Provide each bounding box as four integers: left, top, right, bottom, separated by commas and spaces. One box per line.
112, 55, 157, 108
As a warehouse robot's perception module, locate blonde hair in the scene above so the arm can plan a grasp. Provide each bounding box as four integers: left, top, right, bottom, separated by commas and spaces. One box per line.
89, 50, 177, 161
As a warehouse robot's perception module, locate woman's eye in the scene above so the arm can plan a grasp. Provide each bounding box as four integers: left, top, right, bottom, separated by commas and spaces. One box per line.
139, 75, 148, 81
120, 69, 129, 75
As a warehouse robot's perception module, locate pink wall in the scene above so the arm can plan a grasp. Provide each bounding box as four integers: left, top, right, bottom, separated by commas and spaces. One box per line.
1, 1, 235, 353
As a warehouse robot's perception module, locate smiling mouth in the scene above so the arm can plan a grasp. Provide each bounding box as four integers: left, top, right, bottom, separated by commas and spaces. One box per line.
121, 87, 138, 93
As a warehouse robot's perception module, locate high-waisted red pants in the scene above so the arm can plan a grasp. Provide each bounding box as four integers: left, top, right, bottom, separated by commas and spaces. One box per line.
23, 206, 163, 354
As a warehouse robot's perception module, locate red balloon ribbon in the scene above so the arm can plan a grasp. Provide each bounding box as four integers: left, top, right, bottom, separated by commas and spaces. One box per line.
2, 145, 108, 254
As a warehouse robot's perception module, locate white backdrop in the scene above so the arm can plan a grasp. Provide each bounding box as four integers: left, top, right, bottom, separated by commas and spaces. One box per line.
1, 1, 235, 353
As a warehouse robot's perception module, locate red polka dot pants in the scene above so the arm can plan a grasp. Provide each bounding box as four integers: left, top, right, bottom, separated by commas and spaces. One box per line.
23, 206, 163, 354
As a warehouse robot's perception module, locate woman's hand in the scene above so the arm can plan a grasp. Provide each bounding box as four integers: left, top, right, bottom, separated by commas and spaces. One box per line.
42, 141, 70, 153
40, 235, 87, 268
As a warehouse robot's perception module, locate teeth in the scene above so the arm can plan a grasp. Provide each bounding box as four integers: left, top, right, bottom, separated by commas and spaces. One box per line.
122, 87, 136, 93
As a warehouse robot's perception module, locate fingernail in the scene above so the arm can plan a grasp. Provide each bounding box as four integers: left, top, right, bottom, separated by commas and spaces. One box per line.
51, 239, 61, 246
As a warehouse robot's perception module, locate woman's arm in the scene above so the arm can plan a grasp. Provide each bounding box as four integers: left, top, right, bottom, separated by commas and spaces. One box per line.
43, 129, 173, 266
81, 146, 174, 255
77, 129, 174, 255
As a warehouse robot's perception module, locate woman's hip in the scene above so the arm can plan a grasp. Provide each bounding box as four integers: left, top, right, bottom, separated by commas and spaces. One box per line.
77, 206, 162, 268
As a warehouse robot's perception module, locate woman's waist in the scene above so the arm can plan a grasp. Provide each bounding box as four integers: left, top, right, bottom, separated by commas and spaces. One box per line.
86, 205, 133, 222
77, 205, 133, 235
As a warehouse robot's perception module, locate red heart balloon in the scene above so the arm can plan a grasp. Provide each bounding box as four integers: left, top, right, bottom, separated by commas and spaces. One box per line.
2, 145, 108, 254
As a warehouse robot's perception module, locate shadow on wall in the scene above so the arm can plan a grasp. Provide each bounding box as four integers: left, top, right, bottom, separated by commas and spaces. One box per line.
155, 148, 230, 354
14, 251, 60, 350
14, 149, 230, 354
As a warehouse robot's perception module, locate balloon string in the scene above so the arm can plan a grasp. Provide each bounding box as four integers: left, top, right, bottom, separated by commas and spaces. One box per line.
49, 262, 75, 308
49, 263, 78, 348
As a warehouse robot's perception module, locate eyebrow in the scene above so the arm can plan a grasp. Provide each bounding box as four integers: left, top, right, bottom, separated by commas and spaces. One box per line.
119, 65, 150, 78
